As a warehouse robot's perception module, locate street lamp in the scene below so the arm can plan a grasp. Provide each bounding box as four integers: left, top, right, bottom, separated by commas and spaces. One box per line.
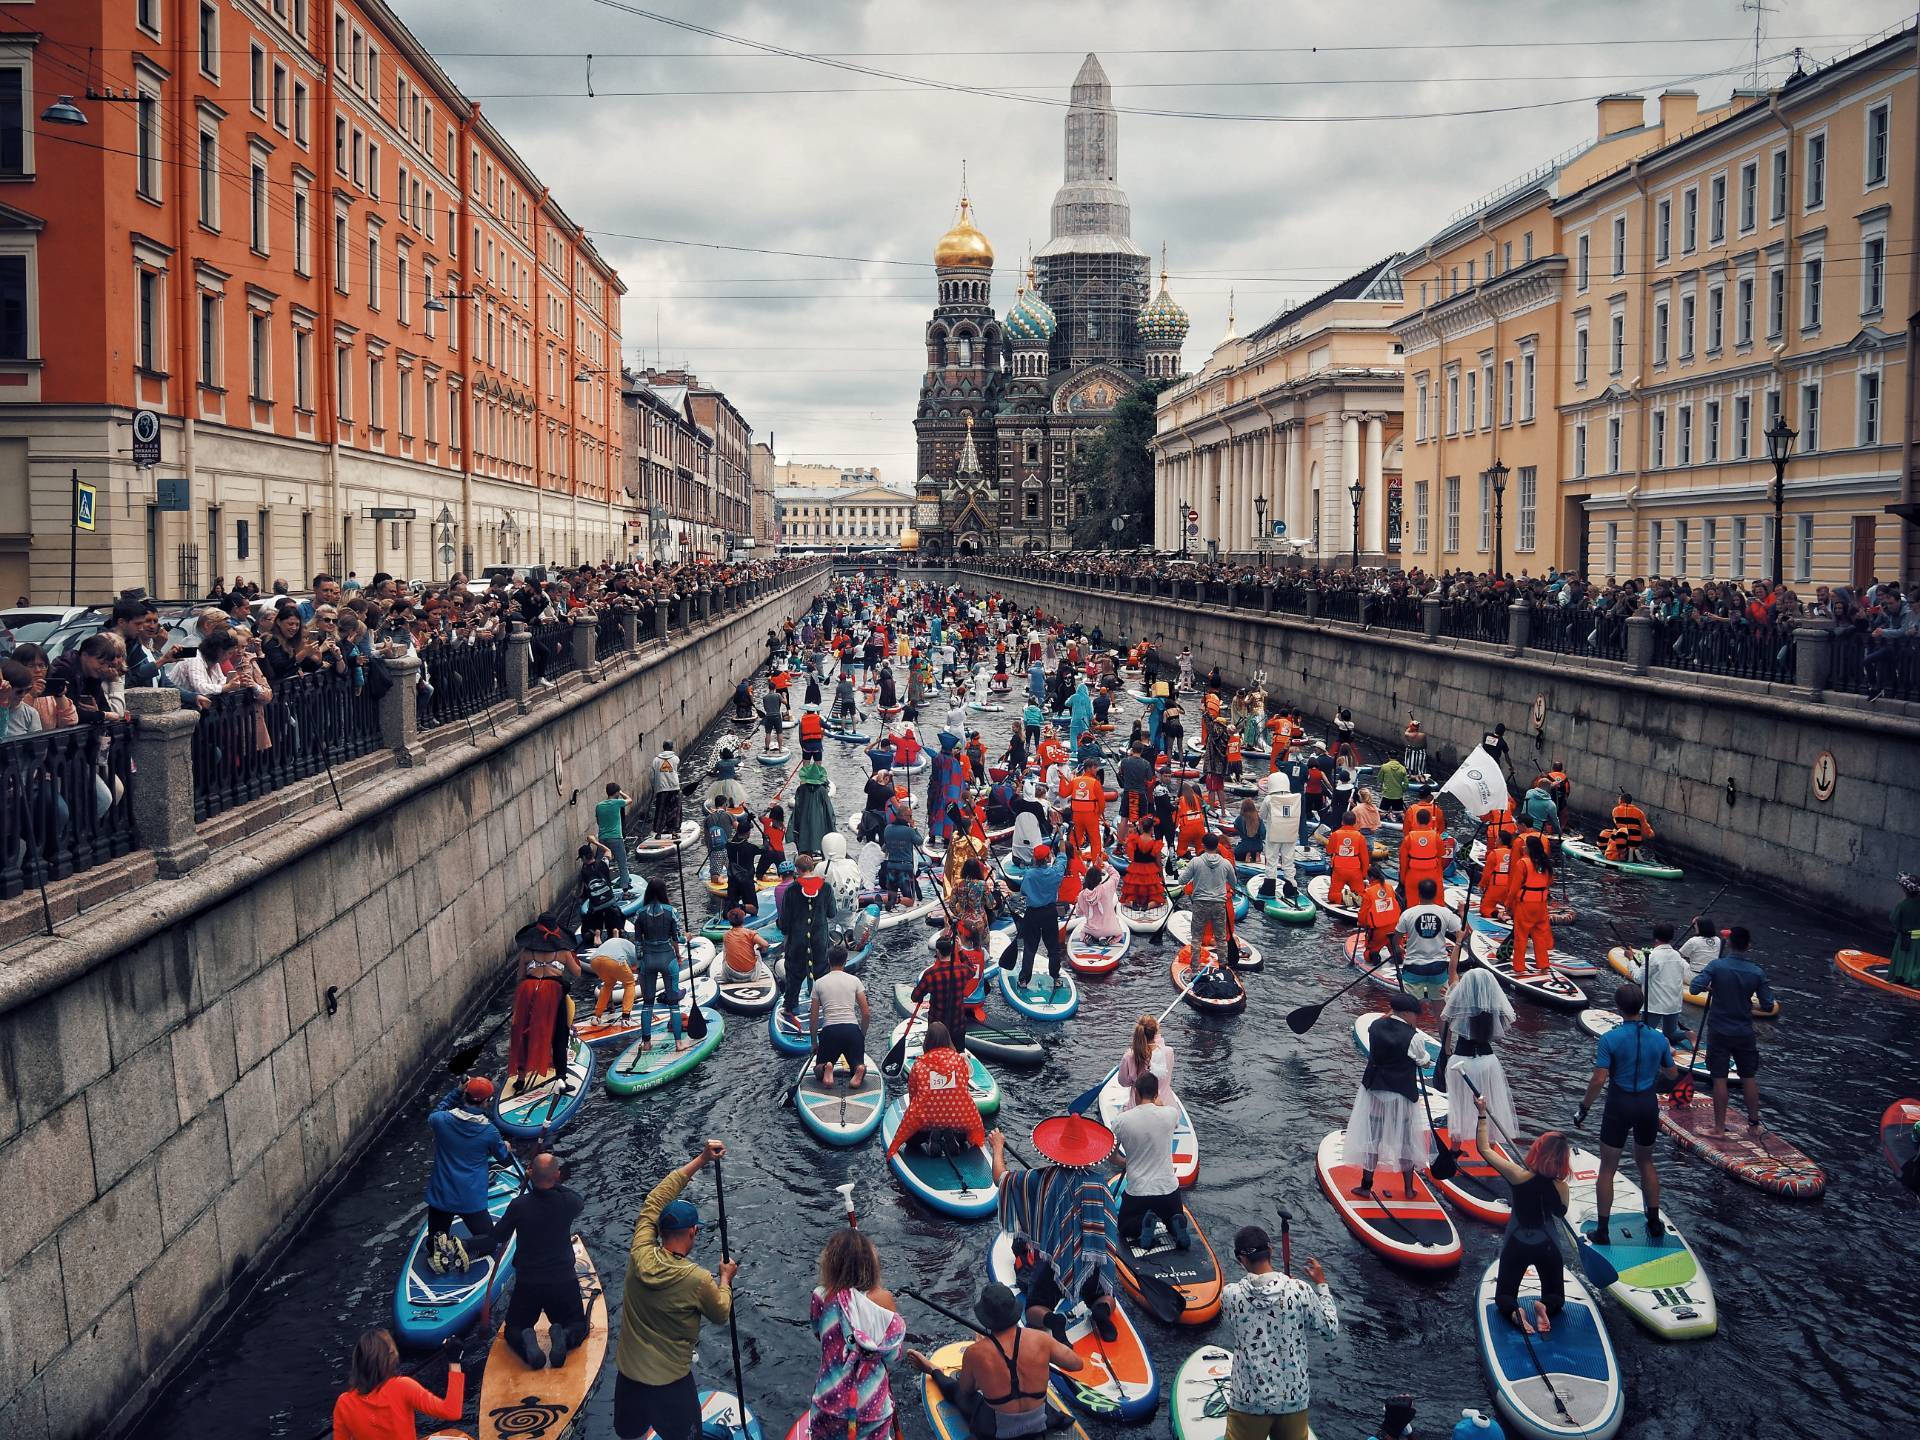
1179, 501, 1193, 556
1347, 478, 1364, 572
1253, 495, 1268, 557
1766, 415, 1797, 584
1486, 458, 1510, 579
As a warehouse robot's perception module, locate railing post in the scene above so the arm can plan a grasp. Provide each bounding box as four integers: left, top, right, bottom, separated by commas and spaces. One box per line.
378, 653, 426, 766
507, 621, 532, 712
1422, 595, 1442, 641
1625, 611, 1656, 676
572, 612, 597, 672
1506, 600, 1531, 658
653, 602, 670, 645
1791, 617, 1834, 697
1305, 588, 1320, 622
621, 610, 640, 651
697, 586, 712, 624
1261, 584, 1276, 614
126, 689, 209, 876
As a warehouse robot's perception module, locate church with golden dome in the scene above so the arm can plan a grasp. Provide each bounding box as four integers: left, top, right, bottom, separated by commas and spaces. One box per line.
912, 53, 1187, 555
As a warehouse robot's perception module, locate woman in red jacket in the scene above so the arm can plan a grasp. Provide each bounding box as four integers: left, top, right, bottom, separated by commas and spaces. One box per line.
331, 1328, 463, 1440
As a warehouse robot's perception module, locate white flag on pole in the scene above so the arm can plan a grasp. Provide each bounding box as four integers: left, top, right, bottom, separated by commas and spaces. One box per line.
1439, 745, 1510, 817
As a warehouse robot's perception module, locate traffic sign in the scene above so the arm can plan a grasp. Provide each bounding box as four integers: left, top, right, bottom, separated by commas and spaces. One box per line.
1272, 519, 1287, 537
156, 477, 191, 512
435, 504, 455, 525
131, 409, 161, 468
74, 482, 96, 531
1185, 516, 1199, 537
439, 543, 457, 568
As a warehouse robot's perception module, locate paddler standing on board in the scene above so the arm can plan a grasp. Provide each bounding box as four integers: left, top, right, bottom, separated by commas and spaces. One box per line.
1218, 1224, 1338, 1440
1342, 992, 1431, 1199
1688, 926, 1776, 1136
990, 1116, 1123, 1345
1890, 874, 1920, 988
1573, 982, 1675, 1245
505, 914, 580, 1097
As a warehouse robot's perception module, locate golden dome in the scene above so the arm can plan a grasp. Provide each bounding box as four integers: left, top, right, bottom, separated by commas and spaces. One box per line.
898, 527, 922, 552
934, 196, 994, 270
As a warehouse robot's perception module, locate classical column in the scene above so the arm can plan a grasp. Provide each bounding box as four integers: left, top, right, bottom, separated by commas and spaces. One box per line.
1285, 423, 1305, 548
1341, 413, 1361, 557
1363, 414, 1386, 557
1206, 446, 1222, 545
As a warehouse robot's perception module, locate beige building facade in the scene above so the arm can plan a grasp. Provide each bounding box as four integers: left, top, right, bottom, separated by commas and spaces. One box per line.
775, 483, 914, 549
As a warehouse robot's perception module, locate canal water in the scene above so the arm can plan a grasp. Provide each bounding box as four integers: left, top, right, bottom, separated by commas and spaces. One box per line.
130, 627, 1920, 1440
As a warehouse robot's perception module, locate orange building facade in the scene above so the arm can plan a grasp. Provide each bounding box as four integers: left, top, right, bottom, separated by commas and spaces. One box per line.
3, 0, 624, 603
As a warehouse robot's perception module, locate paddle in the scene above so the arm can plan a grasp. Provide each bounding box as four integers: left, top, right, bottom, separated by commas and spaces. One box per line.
477, 1151, 531, 1333
837, 1181, 859, 1229
712, 1158, 753, 1440
1279, 1212, 1292, 1274
674, 840, 709, 1046
897, 1289, 1123, 1420
881, 996, 926, 1079
1284, 947, 1399, 1035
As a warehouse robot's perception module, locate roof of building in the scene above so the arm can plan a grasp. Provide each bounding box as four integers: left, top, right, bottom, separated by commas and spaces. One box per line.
1246, 255, 1404, 344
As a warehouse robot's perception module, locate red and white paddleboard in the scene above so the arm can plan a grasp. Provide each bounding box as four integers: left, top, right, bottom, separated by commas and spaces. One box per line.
1314, 1130, 1463, 1270
1066, 918, 1129, 976
1659, 1099, 1825, 1199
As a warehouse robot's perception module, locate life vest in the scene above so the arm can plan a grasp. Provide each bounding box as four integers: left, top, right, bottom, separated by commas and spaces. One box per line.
800, 712, 824, 742
1070, 774, 1104, 813
1515, 857, 1554, 902
1227, 735, 1243, 763
1546, 769, 1569, 800
1399, 829, 1444, 872
1405, 801, 1443, 833
1610, 803, 1650, 841
1481, 805, 1517, 848
1176, 794, 1206, 827
1329, 826, 1366, 863
1359, 881, 1402, 931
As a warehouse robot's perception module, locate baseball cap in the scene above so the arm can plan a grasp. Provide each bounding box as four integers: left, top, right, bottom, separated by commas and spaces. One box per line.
1033, 844, 1052, 861
660, 1198, 701, 1234
462, 1076, 496, 1102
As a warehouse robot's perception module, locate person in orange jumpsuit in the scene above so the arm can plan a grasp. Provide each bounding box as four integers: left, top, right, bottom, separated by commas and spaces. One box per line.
1357, 866, 1404, 962
1480, 804, 1518, 850
1173, 782, 1209, 858
1403, 797, 1445, 834
1602, 791, 1653, 862
1509, 832, 1556, 975
1325, 813, 1369, 907
1068, 764, 1107, 858
1397, 824, 1448, 909
1479, 831, 1516, 919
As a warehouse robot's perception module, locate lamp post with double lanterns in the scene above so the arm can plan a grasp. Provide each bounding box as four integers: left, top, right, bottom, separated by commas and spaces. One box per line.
1347, 479, 1363, 573
1178, 501, 1194, 556
1766, 414, 1797, 584
1486, 458, 1510, 579
1253, 494, 1268, 559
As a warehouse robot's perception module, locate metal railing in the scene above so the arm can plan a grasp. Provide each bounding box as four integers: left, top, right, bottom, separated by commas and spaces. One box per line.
1318, 590, 1361, 624
1830, 630, 1920, 702
0, 723, 137, 898
419, 635, 509, 728
1439, 598, 1507, 645
529, 620, 576, 683
595, 608, 628, 657
1369, 593, 1425, 633
1649, 616, 1792, 685
191, 670, 381, 821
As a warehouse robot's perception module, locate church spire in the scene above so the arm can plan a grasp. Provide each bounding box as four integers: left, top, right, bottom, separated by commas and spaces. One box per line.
1048, 52, 1133, 243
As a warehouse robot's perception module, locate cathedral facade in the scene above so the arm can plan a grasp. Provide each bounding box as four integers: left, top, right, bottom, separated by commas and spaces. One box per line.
912, 54, 1188, 555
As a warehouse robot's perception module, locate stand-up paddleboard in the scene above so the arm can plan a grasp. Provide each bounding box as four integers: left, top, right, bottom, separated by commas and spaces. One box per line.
1563, 837, 1682, 879
477, 1235, 608, 1440
756, 748, 794, 767
392, 1165, 520, 1346
1310, 873, 1465, 920
1248, 875, 1316, 925
1167, 910, 1263, 970
826, 726, 872, 744
1461, 925, 1589, 981
1120, 900, 1174, 934
987, 1233, 1159, 1422
634, 818, 701, 858
888, 1015, 1001, 1117
998, 965, 1080, 1021
1107, 1177, 1222, 1324
650, 1391, 767, 1440
1314, 1130, 1463, 1270
575, 973, 718, 1048
874, 881, 941, 931
769, 979, 817, 1056
1565, 1195, 1717, 1340
605, 1010, 724, 1096
888, 982, 1044, 1066
793, 1055, 885, 1146
1066, 918, 1130, 976
713, 959, 777, 1015
1098, 1068, 1199, 1186
1836, 948, 1920, 1005
923, 926, 1013, 970
1168, 1348, 1320, 1440
879, 1098, 998, 1220
708, 872, 782, 897
490, 1035, 594, 1138
1170, 954, 1247, 1015
1427, 1124, 1515, 1226
1577, 1009, 1710, 1079
1658, 1100, 1825, 1198
920, 1341, 1090, 1440
1463, 930, 1589, 1010
1473, 1258, 1624, 1440
1881, 1097, 1920, 1186
1340, 932, 1414, 999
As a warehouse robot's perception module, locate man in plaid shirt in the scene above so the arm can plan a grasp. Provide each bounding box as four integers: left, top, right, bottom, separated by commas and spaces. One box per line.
911, 931, 979, 1049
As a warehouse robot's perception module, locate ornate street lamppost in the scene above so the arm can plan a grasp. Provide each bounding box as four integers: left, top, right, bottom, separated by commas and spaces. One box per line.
1348, 479, 1363, 572
1486, 458, 1510, 579
1766, 415, 1797, 584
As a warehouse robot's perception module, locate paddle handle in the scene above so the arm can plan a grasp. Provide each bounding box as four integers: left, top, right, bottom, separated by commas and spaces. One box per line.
1280, 1214, 1292, 1276
712, 1158, 751, 1423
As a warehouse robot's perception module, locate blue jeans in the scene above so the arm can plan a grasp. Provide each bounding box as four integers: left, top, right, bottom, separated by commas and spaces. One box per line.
606, 837, 634, 893
638, 948, 683, 1042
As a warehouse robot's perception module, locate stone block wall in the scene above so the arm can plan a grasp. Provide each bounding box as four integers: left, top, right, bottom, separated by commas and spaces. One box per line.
0, 571, 827, 1440
935, 567, 1917, 923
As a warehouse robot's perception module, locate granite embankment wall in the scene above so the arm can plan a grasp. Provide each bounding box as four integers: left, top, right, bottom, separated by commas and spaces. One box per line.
0, 570, 828, 1440
932, 566, 1918, 924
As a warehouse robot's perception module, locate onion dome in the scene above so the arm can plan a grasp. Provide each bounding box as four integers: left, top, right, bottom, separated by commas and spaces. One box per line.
1006, 266, 1057, 343
1139, 253, 1190, 348
934, 195, 994, 270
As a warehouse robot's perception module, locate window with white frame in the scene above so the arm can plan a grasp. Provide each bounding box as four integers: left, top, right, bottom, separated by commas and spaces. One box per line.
249, 308, 270, 400
1521, 352, 1535, 420
397, 250, 409, 325
398, 366, 412, 436
249, 160, 269, 253
1675, 518, 1689, 576
1611, 216, 1626, 276
1480, 360, 1494, 428
1574, 323, 1589, 385
1478, 472, 1492, 552
197, 127, 219, 228
1866, 101, 1891, 188
1804, 131, 1826, 210
1605, 521, 1618, 575
1702, 517, 1717, 577
1653, 300, 1669, 364
1648, 519, 1663, 574
198, 1, 219, 77
1707, 283, 1723, 351
1574, 422, 1587, 478
1739, 160, 1757, 231
1444, 476, 1460, 552
250, 44, 266, 115
294, 81, 308, 146
1794, 513, 1813, 582
1609, 311, 1625, 373
1576, 232, 1590, 291
1769, 146, 1788, 221
1766, 386, 1781, 433
425, 374, 438, 441
1655, 198, 1671, 262
1731, 516, 1748, 578
1678, 404, 1693, 465
334, 212, 349, 293
1516, 466, 1537, 552
1682, 188, 1697, 253
1737, 274, 1755, 345
1679, 293, 1695, 358
1863, 231, 1887, 314
197, 289, 220, 388
1802, 255, 1823, 329
1860, 370, 1882, 445
1651, 409, 1666, 468
1709, 173, 1726, 242
1767, 265, 1785, 337
1501, 359, 1514, 425
273, 63, 288, 131
136, 74, 161, 199
292, 184, 309, 276
136, 266, 163, 371
368, 354, 383, 429
367, 226, 380, 310
1445, 368, 1460, 434
1413, 480, 1429, 551
293, 324, 313, 410
1414, 375, 1429, 441
1465, 368, 1477, 431
1607, 416, 1622, 473
1705, 398, 1720, 460
1800, 382, 1819, 452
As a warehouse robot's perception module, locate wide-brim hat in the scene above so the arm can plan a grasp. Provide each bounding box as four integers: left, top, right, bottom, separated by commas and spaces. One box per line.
1032, 1114, 1116, 1169
513, 913, 578, 953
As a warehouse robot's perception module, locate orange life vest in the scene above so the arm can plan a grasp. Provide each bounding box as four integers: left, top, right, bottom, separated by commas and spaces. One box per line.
800, 712, 824, 742
1329, 826, 1367, 863
1610, 803, 1650, 842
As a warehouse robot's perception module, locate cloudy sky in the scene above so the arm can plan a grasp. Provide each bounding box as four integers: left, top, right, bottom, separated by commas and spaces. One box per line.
395, 0, 1910, 484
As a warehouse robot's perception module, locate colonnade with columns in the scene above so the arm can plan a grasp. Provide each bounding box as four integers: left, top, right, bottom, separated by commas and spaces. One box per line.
1153, 411, 1389, 561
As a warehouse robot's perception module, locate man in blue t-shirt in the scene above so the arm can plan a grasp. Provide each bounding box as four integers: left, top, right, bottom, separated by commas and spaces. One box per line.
1574, 982, 1677, 1245
1688, 925, 1776, 1136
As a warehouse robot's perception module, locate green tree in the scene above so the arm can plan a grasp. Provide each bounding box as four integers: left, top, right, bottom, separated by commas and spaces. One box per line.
1067, 377, 1170, 549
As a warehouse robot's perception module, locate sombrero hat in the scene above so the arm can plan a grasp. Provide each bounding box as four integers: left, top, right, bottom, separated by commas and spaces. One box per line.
513, 913, 578, 953
1031, 1113, 1116, 1169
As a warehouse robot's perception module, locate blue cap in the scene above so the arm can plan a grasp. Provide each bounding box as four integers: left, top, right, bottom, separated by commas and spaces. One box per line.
660, 1198, 701, 1234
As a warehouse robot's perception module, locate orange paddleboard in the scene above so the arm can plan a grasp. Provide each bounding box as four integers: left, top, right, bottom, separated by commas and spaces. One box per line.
1835, 949, 1920, 1005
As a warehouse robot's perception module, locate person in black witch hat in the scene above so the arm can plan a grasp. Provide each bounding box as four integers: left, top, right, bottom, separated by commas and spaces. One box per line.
1341, 991, 1431, 1199
990, 1116, 1121, 1344
506, 913, 581, 1095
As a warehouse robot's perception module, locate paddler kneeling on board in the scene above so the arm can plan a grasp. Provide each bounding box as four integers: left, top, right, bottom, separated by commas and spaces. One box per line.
491, 1151, 590, 1369
991, 1115, 1122, 1345
1219, 1225, 1337, 1440
1474, 1110, 1572, 1338
1342, 992, 1431, 1199
422, 1076, 511, 1274
885, 1020, 983, 1160
505, 915, 581, 1098
1599, 789, 1653, 862
904, 1283, 1082, 1437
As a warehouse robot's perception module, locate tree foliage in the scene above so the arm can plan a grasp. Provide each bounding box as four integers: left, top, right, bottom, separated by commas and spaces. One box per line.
1067, 377, 1171, 549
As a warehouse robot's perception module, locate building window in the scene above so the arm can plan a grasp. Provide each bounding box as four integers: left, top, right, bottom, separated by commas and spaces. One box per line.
1734, 393, 1752, 458
1444, 475, 1460, 552
1655, 198, 1671, 262
1766, 266, 1785, 338
1648, 520, 1663, 574
1673, 518, 1689, 577
1682, 188, 1697, 253
1653, 301, 1669, 364
1445, 369, 1459, 434
198, 129, 219, 227
367, 142, 380, 198
250, 44, 266, 115
368, 355, 383, 429
1737, 275, 1754, 345
1516, 466, 1537, 552
425, 375, 438, 441
1866, 101, 1891, 188
1520, 352, 1535, 421
1864, 234, 1887, 314
1800, 382, 1819, 452
292, 187, 309, 275
1501, 359, 1514, 425
1574, 325, 1588, 385
198, 1, 219, 76
1857, 370, 1882, 446
1611, 216, 1626, 277
272, 63, 288, 131
1705, 399, 1721, 461
1651, 410, 1666, 468
1677, 404, 1692, 465
1739, 160, 1757, 231
366, 230, 380, 309
1465, 368, 1477, 431
1766, 386, 1781, 434
0, 254, 26, 361
1702, 517, 1717, 577
333, 212, 349, 292
1803, 132, 1826, 209
1607, 417, 1621, 473
198, 291, 219, 388
398, 368, 412, 436
335, 344, 351, 420
1769, 146, 1787, 221
1604, 521, 1619, 576
137, 269, 161, 371
1574, 423, 1587, 478
1803, 257, 1823, 329
249, 162, 269, 253
136, 85, 160, 198
1707, 284, 1723, 352
1609, 312, 1624, 374
138, 0, 160, 34
250, 311, 270, 400
1478, 472, 1492, 552
1731, 517, 1748, 578
1414, 376, 1428, 441
1794, 513, 1813, 583
294, 327, 312, 410
1709, 173, 1726, 242
293, 81, 308, 146
1576, 233, 1589, 291
1679, 294, 1694, 358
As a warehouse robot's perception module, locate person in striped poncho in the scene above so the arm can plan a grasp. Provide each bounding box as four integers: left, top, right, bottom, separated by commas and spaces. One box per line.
990, 1118, 1121, 1344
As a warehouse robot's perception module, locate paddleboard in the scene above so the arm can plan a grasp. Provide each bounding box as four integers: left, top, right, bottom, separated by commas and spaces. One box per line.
1340, 932, 1418, 999
1309, 872, 1464, 920
1248, 876, 1316, 925
713, 959, 778, 1015
1066, 918, 1130, 975
1881, 1097, 1920, 1187
1163, 909, 1262, 968
1835, 948, 1920, 1005
997, 965, 1081, 1021
1658, 1100, 1825, 1198
793, 1054, 885, 1146
575, 972, 718, 1048
986, 1232, 1159, 1422
1169, 1346, 1234, 1440
756, 749, 794, 767
769, 979, 818, 1056
476, 1234, 608, 1440
1097, 1069, 1198, 1186
888, 1016, 1001, 1117
1565, 1195, 1717, 1340
633, 818, 701, 858
1563, 837, 1682, 879
392, 1164, 519, 1346
888, 982, 1044, 1066
879, 1098, 998, 1220
1314, 1130, 1463, 1270
1606, 946, 1779, 1017
1576, 1009, 1709, 1079
1463, 930, 1589, 1010
1473, 1257, 1624, 1440
1120, 901, 1173, 934
1427, 1124, 1516, 1226
1108, 1177, 1223, 1324
650, 1391, 767, 1440
874, 886, 941, 931
603, 1009, 724, 1096
490, 1035, 594, 1138
1170, 954, 1246, 1015
920, 1341, 1089, 1440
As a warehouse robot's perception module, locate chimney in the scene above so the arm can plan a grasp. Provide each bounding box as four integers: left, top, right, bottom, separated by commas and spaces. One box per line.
1658, 90, 1699, 137
1596, 94, 1644, 140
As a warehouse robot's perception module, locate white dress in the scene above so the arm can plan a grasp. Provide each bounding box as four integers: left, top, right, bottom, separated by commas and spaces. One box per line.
1442, 967, 1519, 1138
1343, 1084, 1432, 1173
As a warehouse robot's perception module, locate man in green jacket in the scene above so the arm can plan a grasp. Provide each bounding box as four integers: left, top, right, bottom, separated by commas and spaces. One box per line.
614, 1140, 738, 1440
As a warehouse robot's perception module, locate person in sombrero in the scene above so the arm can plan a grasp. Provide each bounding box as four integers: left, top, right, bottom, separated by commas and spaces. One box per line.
989, 1115, 1121, 1344
505, 913, 581, 1096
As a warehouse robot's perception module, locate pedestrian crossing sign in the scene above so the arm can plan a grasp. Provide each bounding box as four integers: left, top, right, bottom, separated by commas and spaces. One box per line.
75, 481, 96, 531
